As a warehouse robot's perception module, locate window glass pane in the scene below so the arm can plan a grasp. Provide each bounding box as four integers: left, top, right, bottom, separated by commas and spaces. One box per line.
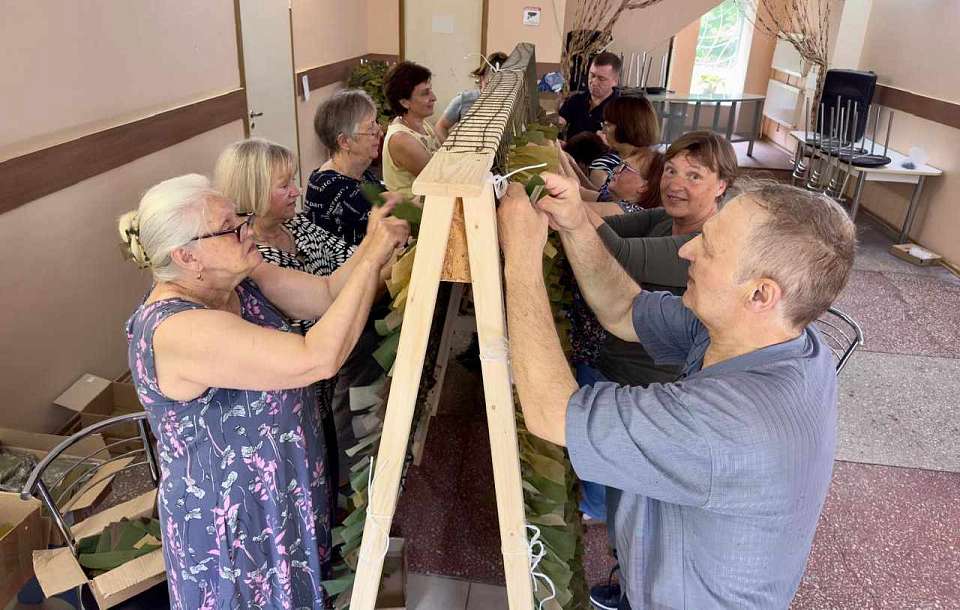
691, 0, 751, 95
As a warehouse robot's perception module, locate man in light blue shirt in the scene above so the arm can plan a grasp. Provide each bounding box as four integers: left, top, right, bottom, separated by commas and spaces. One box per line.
498, 175, 856, 609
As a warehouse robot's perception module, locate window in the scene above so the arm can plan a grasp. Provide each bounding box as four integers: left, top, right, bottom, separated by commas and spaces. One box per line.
690, 0, 755, 95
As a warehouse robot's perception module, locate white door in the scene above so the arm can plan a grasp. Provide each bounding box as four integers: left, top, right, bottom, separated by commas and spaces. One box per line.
403, 0, 483, 124
237, 0, 300, 169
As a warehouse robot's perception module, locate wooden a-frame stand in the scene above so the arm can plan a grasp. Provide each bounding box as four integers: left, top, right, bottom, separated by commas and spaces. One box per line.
349, 180, 534, 610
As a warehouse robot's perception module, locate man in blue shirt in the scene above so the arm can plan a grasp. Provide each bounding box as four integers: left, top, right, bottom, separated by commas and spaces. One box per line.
498, 175, 856, 609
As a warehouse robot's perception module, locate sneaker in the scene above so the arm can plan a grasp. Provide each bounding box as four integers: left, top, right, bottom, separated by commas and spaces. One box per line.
589, 582, 621, 610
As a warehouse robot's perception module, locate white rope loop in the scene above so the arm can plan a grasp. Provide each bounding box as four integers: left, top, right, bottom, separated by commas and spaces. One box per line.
526, 524, 557, 610
491, 163, 548, 199
357, 456, 393, 566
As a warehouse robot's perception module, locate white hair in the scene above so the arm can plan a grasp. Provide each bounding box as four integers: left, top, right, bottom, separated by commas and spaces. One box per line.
118, 174, 217, 281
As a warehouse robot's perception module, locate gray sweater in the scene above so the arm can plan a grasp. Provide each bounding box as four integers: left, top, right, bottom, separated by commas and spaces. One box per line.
595, 208, 695, 386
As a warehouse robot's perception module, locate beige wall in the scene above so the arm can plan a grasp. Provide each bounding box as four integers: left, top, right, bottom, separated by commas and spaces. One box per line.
855, 0, 960, 264
668, 19, 702, 95
404, 0, 483, 120
291, 0, 400, 177
0, 2, 244, 431
0, 124, 244, 433
292, 0, 369, 71
0, 1, 239, 159
487, 0, 567, 63
368, 0, 401, 55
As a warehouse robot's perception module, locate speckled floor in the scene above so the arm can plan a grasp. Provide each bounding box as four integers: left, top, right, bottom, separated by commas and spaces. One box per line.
68, 214, 958, 609
394, 213, 960, 609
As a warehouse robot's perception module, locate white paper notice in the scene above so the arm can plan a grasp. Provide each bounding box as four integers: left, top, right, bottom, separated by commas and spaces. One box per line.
523, 7, 541, 26
432, 15, 454, 34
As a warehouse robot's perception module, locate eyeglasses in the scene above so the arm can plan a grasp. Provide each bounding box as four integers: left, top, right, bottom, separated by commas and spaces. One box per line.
613, 163, 641, 177
190, 213, 254, 243
353, 124, 383, 138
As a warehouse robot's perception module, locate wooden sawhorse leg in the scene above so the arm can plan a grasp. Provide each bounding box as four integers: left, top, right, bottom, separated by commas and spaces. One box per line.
350, 184, 534, 610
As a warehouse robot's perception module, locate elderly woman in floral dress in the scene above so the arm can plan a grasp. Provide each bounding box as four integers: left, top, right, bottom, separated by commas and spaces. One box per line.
119, 174, 408, 609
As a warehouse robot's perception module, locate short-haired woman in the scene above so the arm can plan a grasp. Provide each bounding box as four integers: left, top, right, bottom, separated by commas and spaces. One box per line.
306, 89, 386, 248
382, 61, 439, 198
120, 174, 408, 608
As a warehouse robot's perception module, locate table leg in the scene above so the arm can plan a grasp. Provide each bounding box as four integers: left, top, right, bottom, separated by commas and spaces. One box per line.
899, 176, 926, 243
748, 100, 763, 157
725, 100, 739, 143
849, 172, 867, 220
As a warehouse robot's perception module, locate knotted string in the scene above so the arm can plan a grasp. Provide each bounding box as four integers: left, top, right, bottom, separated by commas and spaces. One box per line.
357, 456, 393, 565
491, 163, 548, 199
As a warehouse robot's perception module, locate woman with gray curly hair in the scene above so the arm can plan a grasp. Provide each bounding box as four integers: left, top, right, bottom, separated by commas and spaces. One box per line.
118, 174, 408, 609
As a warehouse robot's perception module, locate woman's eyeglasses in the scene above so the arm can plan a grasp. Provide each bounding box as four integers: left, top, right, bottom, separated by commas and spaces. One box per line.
613, 163, 641, 177
353, 124, 383, 138
190, 213, 254, 243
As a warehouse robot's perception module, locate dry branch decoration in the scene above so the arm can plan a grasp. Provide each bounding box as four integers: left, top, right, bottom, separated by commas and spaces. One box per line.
560, 0, 669, 95
736, 0, 832, 123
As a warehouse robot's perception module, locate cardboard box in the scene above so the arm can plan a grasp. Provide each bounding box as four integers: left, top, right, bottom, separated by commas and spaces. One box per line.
890, 243, 943, 266
0, 493, 48, 607
0, 428, 120, 514
54, 374, 145, 454
33, 490, 165, 609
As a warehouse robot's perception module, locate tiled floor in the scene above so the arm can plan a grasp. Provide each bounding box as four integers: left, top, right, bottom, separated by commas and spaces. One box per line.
398, 212, 960, 608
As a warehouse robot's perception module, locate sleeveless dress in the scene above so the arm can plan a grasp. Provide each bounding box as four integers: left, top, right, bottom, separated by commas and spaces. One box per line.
126, 279, 330, 610
382, 118, 439, 199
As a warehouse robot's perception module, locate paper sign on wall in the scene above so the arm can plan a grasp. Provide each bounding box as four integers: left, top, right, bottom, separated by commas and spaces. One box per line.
432, 15, 455, 34
523, 7, 541, 26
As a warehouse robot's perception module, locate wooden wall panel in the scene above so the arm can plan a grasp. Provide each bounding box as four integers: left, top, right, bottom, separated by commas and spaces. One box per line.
0, 90, 246, 215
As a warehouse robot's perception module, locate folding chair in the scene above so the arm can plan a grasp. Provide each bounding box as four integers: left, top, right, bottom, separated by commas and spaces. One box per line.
814, 306, 865, 374
19, 412, 161, 608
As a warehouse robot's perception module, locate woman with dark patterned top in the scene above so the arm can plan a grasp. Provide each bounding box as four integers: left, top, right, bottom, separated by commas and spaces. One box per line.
214, 138, 401, 540
305, 89, 390, 248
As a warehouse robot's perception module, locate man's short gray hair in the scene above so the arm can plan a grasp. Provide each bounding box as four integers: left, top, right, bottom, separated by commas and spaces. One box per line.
738, 184, 857, 329
313, 89, 377, 154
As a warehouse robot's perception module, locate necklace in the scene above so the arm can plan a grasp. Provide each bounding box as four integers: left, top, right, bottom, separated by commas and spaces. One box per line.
399, 114, 425, 135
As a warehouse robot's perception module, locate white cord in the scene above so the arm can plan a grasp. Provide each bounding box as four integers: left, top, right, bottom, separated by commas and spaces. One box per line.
526, 524, 558, 610
357, 456, 393, 566
491, 163, 548, 199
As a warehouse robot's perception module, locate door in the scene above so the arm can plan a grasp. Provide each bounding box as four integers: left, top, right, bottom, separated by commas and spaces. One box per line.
236, 0, 300, 167
403, 0, 483, 125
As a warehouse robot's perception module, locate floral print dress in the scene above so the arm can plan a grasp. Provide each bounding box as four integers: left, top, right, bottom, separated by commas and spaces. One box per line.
126, 279, 330, 610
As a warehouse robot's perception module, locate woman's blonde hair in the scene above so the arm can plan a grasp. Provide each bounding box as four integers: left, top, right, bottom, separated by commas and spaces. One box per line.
213, 138, 296, 216
118, 174, 215, 281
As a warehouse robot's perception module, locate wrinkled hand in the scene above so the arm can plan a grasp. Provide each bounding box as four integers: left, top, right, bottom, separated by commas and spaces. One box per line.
366, 191, 403, 233
498, 182, 548, 264
366, 216, 410, 267
534, 172, 589, 232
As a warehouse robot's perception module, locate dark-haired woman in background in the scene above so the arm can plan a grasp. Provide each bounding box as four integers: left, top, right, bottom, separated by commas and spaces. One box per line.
382, 61, 439, 199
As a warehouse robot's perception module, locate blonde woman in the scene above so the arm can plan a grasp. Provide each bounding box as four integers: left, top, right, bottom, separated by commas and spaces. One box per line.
120, 174, 408, 608
214, 138, 400, 519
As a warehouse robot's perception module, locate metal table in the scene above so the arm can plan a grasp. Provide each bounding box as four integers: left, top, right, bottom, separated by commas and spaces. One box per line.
642, 92, 766, 155
789, 130, 943, 242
